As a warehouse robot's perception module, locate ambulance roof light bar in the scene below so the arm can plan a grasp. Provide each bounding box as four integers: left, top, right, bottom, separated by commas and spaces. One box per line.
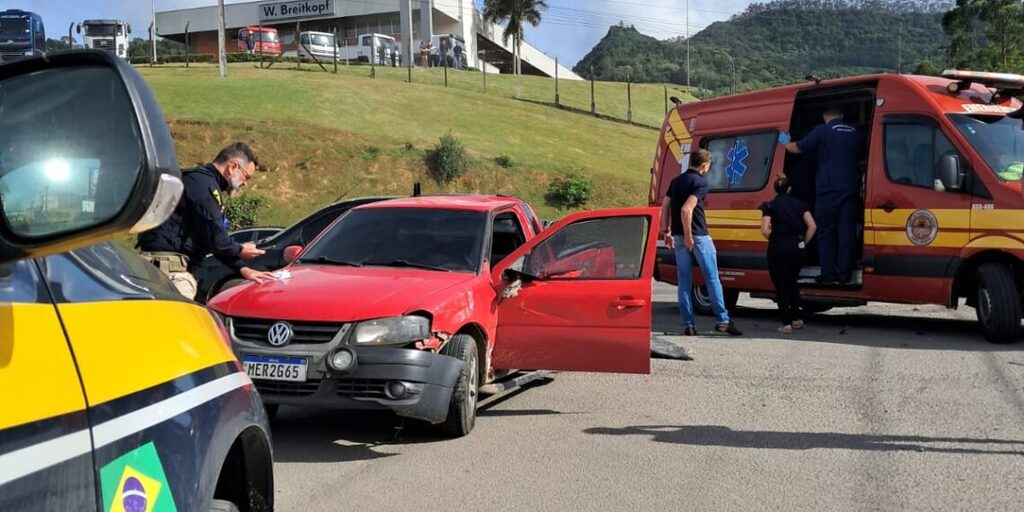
942, 69, 1024, 96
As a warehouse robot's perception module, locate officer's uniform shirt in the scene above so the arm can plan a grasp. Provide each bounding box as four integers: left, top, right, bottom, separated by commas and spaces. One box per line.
137, 164, 243, 271
797, 119, 864, 195
760, 192, 809, 247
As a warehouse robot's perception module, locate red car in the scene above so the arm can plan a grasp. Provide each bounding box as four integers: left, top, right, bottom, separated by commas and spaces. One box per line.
208, 196, 659, 436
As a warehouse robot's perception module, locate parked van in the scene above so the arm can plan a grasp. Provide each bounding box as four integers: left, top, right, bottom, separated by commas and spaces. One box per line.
338, 33, 398, 64
649, 70, 1024, 342
283, 30, 336, 61
237, 26, 281, 56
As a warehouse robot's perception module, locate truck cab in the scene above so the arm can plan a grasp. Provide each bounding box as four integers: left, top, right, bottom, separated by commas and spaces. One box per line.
650, 70, 1024, 343
339, 33, 398, 64
284, 30, 336, 62
237, 26, 281, 56
0, 10, 44, 61
78, 20, 131, 60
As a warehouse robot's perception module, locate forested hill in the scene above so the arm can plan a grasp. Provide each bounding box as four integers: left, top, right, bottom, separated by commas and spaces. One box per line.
573, 0, 952, 95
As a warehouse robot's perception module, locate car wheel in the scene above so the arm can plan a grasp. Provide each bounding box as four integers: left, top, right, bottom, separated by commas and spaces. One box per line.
975, 263, 1020, 343
263, 403, 279, 422
692, 286, 738, 315
209, 499, 240, 512
209, 278, 247, 303
439, 334, 478, 437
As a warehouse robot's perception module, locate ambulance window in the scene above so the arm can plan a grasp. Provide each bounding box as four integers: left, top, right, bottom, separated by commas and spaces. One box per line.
700, 132, 775, 192
884, 119, 964, 191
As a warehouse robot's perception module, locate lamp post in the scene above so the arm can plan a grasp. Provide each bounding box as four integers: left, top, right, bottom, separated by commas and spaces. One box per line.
151, 0, 157, 64
708, 48, 736, 94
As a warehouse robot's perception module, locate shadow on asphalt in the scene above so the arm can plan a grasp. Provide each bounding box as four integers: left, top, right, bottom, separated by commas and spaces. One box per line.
652, 300, 1022, 351
583, 425, 1024, 456
271, 379, 557, 462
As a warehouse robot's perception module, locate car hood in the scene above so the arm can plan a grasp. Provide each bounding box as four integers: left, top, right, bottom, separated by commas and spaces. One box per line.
208, 264, 479, 322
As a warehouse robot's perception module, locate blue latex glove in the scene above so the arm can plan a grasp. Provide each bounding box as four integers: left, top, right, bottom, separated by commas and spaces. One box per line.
778, 131, 792, 145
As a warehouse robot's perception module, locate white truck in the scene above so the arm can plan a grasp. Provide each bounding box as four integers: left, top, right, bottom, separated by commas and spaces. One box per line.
283, 30, 337, 62
338, 33, 399, 65
77, 19, 130, 59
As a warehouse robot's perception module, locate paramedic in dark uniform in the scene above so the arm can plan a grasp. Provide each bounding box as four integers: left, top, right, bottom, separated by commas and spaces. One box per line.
779, 106, 863, 284
137, 142, 275, 299
760, 174, 817, 334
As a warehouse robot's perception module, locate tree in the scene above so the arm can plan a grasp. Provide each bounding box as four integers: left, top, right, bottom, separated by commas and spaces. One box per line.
482, 0, 548, 98
942, 0, 1024, 72
913, 59, 943, 76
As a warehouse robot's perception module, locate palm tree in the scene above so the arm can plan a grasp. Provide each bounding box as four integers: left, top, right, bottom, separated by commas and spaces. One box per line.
482, 0, 548, 98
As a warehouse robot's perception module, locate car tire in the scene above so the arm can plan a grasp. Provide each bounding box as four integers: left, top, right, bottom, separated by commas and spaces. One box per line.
439, 334, 479, 437
210, 499, 240, 512
210, 278, 247, 302
692, 286, 738, 316
975, 263, 1020, 344
263, 403, 279, 422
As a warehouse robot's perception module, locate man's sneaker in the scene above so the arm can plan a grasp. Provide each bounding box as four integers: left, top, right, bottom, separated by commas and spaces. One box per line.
683, 325, 698, 336
814, 275, 837, 285
715, 321, 743, 336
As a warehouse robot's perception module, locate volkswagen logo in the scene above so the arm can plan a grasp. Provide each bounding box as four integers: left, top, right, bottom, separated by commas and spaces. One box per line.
267, 321, 294, 347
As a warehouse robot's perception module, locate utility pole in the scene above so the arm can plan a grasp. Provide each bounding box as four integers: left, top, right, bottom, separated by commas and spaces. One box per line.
555, 57, 560, 106
185, 21, 190, 68
217, 0, 227, 77
151, 0, 157, 65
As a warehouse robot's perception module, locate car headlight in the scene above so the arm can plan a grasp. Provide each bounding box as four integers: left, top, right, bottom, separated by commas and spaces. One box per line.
353, 315, 430, 345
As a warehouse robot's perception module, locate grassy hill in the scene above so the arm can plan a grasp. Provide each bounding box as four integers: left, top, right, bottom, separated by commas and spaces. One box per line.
138, 63, 664, 226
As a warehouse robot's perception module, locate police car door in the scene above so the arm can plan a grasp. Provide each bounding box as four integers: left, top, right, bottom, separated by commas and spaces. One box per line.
0, 259, 97, 510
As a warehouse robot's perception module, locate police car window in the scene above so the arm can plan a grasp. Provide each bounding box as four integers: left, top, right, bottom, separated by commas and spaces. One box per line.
885, 121, 962, 190
701, 132, 775, 192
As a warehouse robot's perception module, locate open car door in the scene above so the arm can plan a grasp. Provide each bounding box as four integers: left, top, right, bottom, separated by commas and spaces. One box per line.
490, 208, 659, 374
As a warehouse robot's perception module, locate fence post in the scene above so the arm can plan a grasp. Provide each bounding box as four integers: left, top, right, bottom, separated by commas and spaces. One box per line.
257, 22, 263, 69
555, 57, 560, 106
370, 38, 376, 78
627, 71, 633, 124
185, 21, 191, 68
664, 84, 668, 114
295, 22, 301, 70
67, 22, 73, 53
444, 55, 448, 87
480, 50, 487, 92
590, 65, 596, 115
344, 37, 349, 66
148, 22, 155, 67
332, 29, 338, 73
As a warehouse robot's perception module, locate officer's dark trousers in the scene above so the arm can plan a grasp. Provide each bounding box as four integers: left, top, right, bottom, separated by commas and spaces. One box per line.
767, 240, 804, 325
815, 191, 857, 280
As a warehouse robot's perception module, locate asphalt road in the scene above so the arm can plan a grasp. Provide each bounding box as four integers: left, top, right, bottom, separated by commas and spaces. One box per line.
270, 282, 1024, 511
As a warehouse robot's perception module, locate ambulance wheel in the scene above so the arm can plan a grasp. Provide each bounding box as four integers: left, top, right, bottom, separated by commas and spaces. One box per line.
439, 334, 479, 437
263, 404, 279, 421
210, 499, 241, 512
692, 286, 739, 316
976, 263, 1021, 344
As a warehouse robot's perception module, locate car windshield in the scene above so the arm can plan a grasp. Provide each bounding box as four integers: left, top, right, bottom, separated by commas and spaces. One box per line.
311, 34, 333, 47
0, 18, 28, 35
300, 208, 486, 273
84, 24, 119, 37
949, 113, 1024, 182
257, 31, 278, 42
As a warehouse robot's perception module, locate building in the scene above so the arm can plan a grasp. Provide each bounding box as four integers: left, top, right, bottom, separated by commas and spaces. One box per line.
155, 0, 581, 79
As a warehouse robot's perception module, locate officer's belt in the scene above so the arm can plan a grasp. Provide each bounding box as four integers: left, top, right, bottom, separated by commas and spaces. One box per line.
140, 252, 190, 274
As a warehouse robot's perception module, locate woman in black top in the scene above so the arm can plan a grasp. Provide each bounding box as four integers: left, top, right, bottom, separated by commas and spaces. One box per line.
760, 175, 817, 334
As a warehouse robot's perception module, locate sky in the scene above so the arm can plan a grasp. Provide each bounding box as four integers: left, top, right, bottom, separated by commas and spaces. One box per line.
23, 0, 755, 66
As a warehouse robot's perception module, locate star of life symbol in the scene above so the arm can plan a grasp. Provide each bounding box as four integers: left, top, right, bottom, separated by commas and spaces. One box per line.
725, 139, 749, 186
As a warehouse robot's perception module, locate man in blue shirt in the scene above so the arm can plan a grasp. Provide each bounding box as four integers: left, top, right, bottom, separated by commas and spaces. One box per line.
779, 106, 863, 284
661, 149, 743, 336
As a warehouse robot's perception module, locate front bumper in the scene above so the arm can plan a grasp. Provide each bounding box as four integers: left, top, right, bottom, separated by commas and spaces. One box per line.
233, 327, 463, 424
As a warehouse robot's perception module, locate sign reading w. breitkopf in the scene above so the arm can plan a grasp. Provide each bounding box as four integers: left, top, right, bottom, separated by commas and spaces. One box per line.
259, 0, 336, 22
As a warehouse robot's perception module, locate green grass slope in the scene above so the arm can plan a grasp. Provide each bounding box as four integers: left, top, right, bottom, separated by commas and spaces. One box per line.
139, 64, 663, 225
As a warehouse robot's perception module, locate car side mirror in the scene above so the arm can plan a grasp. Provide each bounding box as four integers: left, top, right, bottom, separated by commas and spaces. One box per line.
127, 24, 132, 35
0, 50, 182, 264
938, 154, 964, 191
284, 245, 303, 264
75, 24, 81, 35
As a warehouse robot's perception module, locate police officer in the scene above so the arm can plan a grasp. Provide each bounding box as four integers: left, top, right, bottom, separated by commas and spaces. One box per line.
779, 106, 863, 285
137, 142, 275, 299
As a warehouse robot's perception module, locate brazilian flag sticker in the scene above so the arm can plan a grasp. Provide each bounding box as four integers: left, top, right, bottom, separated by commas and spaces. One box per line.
100, 442, 177, 512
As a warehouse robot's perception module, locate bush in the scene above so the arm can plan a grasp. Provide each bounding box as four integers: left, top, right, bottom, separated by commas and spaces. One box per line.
224, 193, 268, 231
546, 173, 594, 208
494, 154, 516, 169
427, 133, 468, 183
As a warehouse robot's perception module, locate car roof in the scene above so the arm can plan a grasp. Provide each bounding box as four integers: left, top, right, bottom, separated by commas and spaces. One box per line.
357, 195, 519, 212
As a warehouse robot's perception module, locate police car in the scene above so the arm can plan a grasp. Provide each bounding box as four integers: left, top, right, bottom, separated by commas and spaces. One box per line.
0, 51, 273, 510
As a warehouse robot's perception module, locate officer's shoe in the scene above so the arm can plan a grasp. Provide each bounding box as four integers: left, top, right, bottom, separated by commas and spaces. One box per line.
837, 274, 854, 285
715, 321, 743, 336
683, 325, 698, 336
814, 275, 837, 285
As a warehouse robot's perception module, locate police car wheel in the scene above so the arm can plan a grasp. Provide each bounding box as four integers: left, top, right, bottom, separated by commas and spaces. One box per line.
976, 263, 1021, 344
439, 334, 479, 437
210, 499, 241, 512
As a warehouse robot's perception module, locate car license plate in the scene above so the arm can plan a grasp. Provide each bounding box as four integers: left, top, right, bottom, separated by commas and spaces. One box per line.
243, 355, 307, 382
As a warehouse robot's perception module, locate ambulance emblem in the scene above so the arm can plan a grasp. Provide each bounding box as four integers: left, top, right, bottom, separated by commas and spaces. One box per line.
906, 210, 938, 246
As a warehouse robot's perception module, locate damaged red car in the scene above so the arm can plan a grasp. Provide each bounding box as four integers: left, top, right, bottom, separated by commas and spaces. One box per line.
207, 196, 658, 436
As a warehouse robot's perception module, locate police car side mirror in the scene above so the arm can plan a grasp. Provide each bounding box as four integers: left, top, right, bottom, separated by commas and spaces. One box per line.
0, 50, 182, 264
938, 154, 964, 191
